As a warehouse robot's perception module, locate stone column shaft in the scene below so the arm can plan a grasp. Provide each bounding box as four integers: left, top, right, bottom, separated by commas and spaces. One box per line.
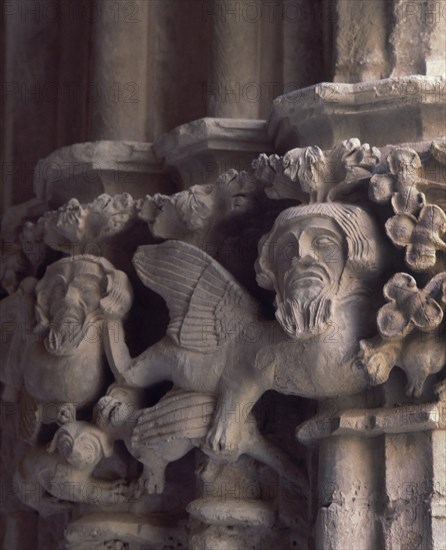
332, 0, 389, 82
207, 0, 261, 119
316, 436, 382, 550
390, 0, 446, 78
89, 0, 150, 141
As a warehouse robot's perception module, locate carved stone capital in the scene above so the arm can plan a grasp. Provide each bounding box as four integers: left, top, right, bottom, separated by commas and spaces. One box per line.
269, 76, 446, 151
34, 141, 172, 208
153, 117, 273, 188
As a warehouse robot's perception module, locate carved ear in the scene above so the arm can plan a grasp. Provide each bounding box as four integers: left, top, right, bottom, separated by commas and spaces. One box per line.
254, 234, 276, 292
35, 289, 50, 327
99, 269, 133, 320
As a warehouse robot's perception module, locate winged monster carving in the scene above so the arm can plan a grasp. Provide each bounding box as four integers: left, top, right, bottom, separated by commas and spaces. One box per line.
112, 202, 393, 455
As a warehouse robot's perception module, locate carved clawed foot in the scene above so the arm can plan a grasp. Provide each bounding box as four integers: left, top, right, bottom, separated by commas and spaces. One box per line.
137, 467, 166, 496
404, 379, 424, 399
205, 413, 242, 460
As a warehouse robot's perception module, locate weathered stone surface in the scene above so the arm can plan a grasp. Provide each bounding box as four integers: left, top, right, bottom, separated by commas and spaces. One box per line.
34, 141, 173, 208
4, 1, 446, 548
270, 76, 446, 151
2, 137, 443, 548
153, 117, 273, 188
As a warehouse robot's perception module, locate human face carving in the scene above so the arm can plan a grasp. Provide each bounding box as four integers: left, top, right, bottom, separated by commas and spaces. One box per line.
272, 216, 346, 339
36, 261, 106, 355
274, 216, 346, 302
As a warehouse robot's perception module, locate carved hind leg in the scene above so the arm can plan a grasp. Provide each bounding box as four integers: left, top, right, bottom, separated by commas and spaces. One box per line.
243, 421, 309, 493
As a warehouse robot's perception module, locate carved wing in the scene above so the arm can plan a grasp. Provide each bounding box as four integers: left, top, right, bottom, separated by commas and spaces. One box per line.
132, 389, 215, 447
0, 277, 37, 395
132, 240, 262, 352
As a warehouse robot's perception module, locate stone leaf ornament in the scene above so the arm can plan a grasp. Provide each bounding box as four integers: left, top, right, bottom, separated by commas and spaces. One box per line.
139, 169, 260, 243
368, 146, 446, 272
377, 272, 445, 339
253, 138, 380, 203
385, 204, 446, 272
359, 271, 446, 396
252, 153, 305, 202
22, 193, 140, 257
369, 148, 425, 215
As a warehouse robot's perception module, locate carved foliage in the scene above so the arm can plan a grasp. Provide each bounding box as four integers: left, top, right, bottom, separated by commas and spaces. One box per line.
369, 147, 446, 272
376, 272, 445, 339
253, 138, 381, 203
3, 137, 446, 547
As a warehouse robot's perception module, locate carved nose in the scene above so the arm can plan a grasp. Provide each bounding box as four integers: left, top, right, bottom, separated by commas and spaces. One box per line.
64, 286, 79, 302
296, 234, 315, 260
291, 252, 314, 268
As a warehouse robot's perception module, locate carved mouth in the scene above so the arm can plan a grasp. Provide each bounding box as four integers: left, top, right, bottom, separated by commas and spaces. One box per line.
293, 272, 324, 282
284, 267, 328, 289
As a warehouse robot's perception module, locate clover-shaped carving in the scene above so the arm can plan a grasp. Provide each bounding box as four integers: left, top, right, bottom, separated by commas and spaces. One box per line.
377, 273, 444, 339
369, 148, 425, 215
385, 204, 446, 271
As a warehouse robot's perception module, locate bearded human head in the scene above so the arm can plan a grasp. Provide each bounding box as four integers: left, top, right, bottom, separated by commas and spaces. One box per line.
35, 255, 133, 355
255, 203, 388, 339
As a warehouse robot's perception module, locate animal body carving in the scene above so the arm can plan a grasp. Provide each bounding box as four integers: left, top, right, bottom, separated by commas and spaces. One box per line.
115, 204, 389, 455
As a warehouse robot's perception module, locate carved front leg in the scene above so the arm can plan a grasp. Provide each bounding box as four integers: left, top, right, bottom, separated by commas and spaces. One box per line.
205, 374, 266, 459
138, 460, 167, 495
116, 339, 176, 388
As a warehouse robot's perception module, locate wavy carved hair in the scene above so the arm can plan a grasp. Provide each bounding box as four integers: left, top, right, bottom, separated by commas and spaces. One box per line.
256, 203, 388, 291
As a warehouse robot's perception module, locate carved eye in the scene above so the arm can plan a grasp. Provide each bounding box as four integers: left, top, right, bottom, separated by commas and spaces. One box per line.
79, 282, 99, 293
313, 236, 336, 248
76, 280, 103, 308
52, 282, 66, 297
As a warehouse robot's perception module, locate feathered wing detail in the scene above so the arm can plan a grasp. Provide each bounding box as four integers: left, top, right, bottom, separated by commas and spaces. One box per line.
132, 390, 215, 447
132, 241, 262, 352
0, 277, 37, 395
